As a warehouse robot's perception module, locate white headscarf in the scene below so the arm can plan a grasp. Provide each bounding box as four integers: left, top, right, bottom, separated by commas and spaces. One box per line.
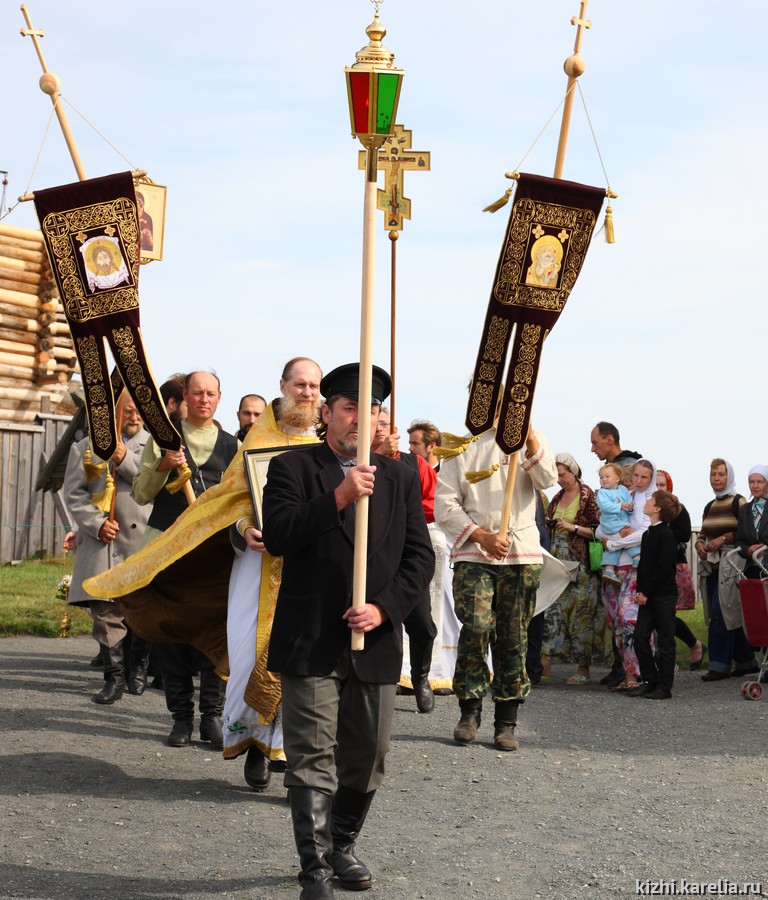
555, 452, 581, 479
747, 464, 768, 497
712, 459, 737, 499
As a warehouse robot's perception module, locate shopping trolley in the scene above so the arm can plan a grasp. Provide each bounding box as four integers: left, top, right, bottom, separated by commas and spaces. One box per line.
724, 548, 768, 700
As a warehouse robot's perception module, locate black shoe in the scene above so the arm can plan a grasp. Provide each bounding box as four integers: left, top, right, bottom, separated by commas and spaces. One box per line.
92, 641, 126, 704
731, 664, 760, 677
701, 670, 730, 682
244, 746, 271, 791
92, 677, 125, 705
689, 642, 707, 671
127, 667, 148, 695
628, 683, 656, 697
600, 670, 625, 687
90, 653, 105, 668
268, 758, 288, 773
644, 688, 672, 700
199, 715, 223, 750
168, 721, 192, 747
412, 677, 435, 714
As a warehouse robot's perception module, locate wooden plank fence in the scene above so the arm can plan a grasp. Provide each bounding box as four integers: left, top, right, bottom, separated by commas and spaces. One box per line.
0, 414, 77, 562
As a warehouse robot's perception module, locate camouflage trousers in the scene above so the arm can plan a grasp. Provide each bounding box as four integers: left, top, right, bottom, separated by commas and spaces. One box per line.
452, 562, 542, 702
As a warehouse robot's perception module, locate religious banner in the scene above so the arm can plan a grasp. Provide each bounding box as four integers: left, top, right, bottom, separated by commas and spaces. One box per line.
34, 171, 180, 461
467, 172, 605, 453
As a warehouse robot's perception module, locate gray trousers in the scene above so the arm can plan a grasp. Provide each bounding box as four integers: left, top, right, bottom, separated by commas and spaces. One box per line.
281, 650, 396, 796
88, 600, 127, 649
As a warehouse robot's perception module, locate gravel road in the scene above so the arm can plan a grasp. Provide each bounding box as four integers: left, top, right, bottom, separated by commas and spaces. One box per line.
0, 636, 766, 900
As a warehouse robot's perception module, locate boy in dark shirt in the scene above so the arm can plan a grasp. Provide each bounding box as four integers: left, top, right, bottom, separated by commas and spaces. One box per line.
630, 490, 681, 700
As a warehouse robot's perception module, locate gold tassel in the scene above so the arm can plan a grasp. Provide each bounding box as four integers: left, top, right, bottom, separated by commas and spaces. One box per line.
83, 446, 108, 482
434, 433, 480, 460
91, 472, 115, 512
483, 188, 514, 213
604, 203, 615, 244
465, 463, 500, 484
166, 462, 193, 494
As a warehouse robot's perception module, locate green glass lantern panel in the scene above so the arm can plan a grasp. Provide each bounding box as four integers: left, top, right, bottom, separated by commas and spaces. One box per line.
375, 72, 400, 134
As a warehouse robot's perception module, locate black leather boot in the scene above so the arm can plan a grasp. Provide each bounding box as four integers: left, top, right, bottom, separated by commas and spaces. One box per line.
127, 636, 151, 695
330, 786, 374, 891
410, 640, 435, 714
288, 787, 336, 899
453, 698, 482, 744
92, 641, 126, 705
493, 699, 521, 751
198, 668, 225, 750
244, 745, 271, 791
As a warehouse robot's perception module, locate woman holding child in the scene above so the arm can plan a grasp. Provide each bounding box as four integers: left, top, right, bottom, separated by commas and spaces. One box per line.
542, 453, 609, 684
598, 459, 657, 692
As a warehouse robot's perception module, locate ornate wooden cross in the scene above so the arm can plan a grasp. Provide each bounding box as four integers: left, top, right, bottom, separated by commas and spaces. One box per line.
358, 124, 431, 232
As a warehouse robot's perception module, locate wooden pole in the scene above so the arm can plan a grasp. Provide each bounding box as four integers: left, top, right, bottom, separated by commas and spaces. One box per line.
500, 4, 592, 534
20, 6, 193, 504
553, 0, 591, 180
388, 230, 398, 432
351, 148, 380, 652
20, 5, 87, 181
108, 395, 124, 522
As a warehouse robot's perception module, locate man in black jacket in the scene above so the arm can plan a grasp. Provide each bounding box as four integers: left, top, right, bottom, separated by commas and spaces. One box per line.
262, 363, 434, 899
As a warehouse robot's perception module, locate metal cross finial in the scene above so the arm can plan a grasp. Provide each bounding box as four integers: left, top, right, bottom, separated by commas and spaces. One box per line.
570, 1, 592, 54
369, 0, 383, 13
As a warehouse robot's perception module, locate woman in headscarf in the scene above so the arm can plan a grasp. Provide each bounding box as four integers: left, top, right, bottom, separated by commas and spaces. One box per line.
541, 453, 608, 684
655, 469, 706, 668
696, 458, 756, 681
735, 465, 768, 577
598, 458, 657, 692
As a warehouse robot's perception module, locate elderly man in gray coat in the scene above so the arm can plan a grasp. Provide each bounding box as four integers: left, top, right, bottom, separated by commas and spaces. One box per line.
62, 394, 151, 704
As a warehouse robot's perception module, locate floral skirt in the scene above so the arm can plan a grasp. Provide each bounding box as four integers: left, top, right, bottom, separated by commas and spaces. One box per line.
543, 532, 611, 667
675, 562, 695, 610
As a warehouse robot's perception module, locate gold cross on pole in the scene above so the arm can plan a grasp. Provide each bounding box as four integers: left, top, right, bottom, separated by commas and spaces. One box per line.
20, 4, 49, 72
20, 4, 87, 180
358, 124, 431, 232
570, 0, 592, 54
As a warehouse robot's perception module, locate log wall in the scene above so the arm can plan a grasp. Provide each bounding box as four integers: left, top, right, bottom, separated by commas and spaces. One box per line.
0, 222, 78, 425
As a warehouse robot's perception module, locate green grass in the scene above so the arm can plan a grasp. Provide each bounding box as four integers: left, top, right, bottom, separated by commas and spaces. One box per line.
0, 556, 92, 637
674, 605, 708, 669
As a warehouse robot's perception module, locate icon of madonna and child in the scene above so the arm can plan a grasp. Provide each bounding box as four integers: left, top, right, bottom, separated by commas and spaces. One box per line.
79, 235, 131, 293
524, 233, 565, 289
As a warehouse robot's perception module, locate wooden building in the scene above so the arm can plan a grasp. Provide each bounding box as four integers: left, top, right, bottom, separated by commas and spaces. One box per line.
0, 222, 80, 562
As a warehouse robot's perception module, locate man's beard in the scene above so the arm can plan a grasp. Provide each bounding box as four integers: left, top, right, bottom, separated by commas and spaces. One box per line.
122, 421, 142, 437
279, 393, 318, 431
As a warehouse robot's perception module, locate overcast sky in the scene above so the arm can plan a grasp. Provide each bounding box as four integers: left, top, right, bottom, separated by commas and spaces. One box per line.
2, 1, 765, 520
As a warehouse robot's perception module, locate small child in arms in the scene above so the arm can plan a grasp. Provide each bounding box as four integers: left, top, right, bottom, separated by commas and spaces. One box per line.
596, 463, 639, 582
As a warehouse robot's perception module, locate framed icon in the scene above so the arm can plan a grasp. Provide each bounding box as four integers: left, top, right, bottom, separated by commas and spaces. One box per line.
134, 181, 167, 261
243, 444, 303, 530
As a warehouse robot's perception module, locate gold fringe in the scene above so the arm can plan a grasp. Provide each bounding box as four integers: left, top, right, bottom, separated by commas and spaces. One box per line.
465, 463, 500, 484
166, 462, 193, 495
91, 473, 114, 512
83, 447, 108, 482
434, 433, 479, 459
483, 188, 514, 213
604, 204, 615, 244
